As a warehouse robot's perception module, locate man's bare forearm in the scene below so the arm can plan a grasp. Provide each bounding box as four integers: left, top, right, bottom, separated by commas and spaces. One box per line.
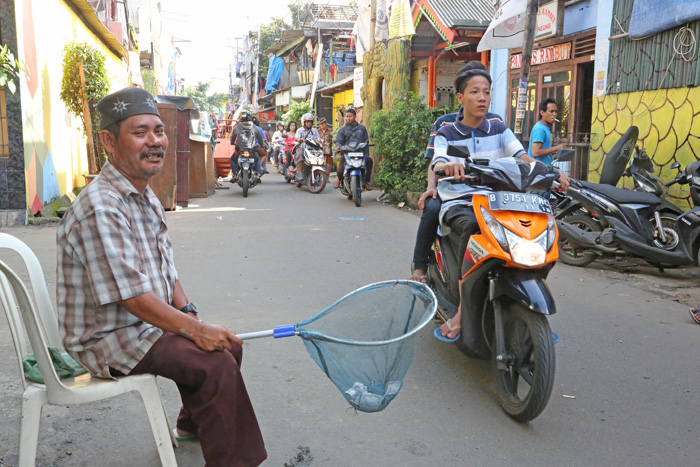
427, 166, 437, 189
119, 292, 201, 339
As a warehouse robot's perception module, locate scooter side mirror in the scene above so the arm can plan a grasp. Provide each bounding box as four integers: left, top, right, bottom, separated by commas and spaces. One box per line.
670, 162, 681, 170
446, 144, 471, 159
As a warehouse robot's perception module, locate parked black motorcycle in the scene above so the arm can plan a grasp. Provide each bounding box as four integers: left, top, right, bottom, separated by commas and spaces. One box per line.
337, 141, 369, 207
428, 145, 561, 422
556, 162, 700, 269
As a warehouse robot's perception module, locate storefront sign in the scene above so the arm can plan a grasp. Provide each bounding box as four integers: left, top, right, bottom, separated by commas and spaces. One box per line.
258, 110, 276, 124
353, 67, 364, 108
510, 42, 572, 69
536, 1, 558, 39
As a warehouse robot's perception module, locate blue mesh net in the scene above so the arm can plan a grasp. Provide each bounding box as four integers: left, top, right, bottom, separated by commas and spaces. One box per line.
295, 281, 436, 412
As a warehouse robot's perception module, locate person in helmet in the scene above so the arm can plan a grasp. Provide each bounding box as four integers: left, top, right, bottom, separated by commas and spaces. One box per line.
293, 112, 321, 181
271, 121, 286, 167
229, 110, 264, 181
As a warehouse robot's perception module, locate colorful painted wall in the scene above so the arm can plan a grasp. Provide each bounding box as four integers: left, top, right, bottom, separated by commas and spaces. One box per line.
588, 86, 700, 209
15, 0, 129, 214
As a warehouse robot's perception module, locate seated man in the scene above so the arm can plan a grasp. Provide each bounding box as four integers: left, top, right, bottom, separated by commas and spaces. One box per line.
57, 88, 267, 466
431, 69, 569, 340
230, 110, 263, 180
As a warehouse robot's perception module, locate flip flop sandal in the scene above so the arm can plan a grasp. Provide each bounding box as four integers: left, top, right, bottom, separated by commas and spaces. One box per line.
433, 319, 461, 343
689, 308, 700, 324
173, 428, 198, 442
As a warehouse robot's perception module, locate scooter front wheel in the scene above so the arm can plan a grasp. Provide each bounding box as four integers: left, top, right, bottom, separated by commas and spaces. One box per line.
308, 171, 327, 193
351, 175, 362, 207
497, 301, 555, 423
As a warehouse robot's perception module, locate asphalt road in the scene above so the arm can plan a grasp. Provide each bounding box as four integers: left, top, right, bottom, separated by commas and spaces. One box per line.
1, 171, 699, 466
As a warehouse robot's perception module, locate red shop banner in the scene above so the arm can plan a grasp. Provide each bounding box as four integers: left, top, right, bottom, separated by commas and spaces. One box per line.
510, 42, 572, 69
258, 110, 276, 123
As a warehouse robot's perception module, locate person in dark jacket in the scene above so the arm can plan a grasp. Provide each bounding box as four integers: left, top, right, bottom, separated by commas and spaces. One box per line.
333, 108, 373, 189
229, 111, 264, 180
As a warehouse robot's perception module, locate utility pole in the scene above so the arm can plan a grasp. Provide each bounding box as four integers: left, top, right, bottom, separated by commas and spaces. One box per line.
369, 0, 376, 51
253, 25, 261, 110
228, 63, 234, 111
513, 0, 539, 139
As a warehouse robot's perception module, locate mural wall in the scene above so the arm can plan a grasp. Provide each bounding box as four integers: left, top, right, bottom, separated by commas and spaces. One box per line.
588, 86, 700, 209
16, 0, 128, 214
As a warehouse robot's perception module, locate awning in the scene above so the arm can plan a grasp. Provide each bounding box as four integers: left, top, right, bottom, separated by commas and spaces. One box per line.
415, 0, 492, 46
264, 30, 306, 56
317, 75, 354, 94
64, 0, 128, 59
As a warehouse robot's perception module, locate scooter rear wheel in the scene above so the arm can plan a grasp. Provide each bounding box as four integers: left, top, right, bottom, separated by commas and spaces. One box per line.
497, 301, 555, 423
241, 170, 249, 198
557, 214, 600, 267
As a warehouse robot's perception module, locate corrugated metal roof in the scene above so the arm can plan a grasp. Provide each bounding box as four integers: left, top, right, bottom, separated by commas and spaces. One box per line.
428, 0, 493, 29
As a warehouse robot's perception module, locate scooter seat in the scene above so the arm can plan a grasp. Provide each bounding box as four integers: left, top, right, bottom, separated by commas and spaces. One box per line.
578, 181, 662, 205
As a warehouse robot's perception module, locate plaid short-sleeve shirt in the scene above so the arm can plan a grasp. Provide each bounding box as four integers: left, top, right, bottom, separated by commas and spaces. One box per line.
57, 162, 178, 378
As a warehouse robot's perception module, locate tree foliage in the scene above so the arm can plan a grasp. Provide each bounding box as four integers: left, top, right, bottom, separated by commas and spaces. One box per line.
282, 100, 314, 126
59, 42, 110, 133
0, 44, 25, 94
370, 93, 439, 202
141, 68, 157, 96
183, 81, 228, 112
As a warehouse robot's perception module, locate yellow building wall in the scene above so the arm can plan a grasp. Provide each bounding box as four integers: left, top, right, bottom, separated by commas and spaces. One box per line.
331, 89, 354, 127
589, 87, 700, 209
17, 0, 128, 212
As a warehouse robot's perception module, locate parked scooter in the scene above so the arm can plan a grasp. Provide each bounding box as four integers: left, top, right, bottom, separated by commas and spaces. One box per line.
428, 145, 561, 423
289, 139, 328, 193
556, 162, 700, 269
232, 133, 261, 198
337, 141, 369, 207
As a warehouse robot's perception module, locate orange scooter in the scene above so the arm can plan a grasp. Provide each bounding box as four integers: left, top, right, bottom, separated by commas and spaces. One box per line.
428, 146, 561, 422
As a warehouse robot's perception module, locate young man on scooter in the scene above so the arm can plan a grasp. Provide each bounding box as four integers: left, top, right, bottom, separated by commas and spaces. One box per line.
431, 69, 570, 340
410, 61, 502, 284
334, 108, 373, 190
229, 111, 264, 181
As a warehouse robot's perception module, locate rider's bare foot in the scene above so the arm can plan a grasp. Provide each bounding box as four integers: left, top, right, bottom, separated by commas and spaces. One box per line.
440, 312, 461, 339
334, 178, 340, 189
409, 269, 428, 284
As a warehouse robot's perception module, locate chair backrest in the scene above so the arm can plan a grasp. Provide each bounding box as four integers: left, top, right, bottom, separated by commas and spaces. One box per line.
0, 233, 62, 348
0, 259, 67, 394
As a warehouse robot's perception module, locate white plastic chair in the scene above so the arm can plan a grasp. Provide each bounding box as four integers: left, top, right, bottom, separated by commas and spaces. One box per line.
0, 233, 178, 467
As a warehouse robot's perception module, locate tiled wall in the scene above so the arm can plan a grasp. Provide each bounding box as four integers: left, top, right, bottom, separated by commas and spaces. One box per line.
1, 0, 27, 226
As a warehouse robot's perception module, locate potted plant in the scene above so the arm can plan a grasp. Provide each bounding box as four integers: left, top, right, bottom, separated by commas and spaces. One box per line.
59, 42, 110, 175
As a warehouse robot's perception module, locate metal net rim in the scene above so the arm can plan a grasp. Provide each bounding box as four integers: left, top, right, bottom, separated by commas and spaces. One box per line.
297, 280, 437, 346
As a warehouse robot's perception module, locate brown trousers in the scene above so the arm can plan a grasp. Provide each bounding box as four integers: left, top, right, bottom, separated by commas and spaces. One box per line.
130, 332, 267, 467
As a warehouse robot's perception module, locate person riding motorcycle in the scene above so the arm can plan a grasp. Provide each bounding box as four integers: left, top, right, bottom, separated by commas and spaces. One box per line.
271, 121, 286, 166
334, 108, 373, 190
230, 111, 264, 181
430, 68, 570, 340
293, 113, 321, 181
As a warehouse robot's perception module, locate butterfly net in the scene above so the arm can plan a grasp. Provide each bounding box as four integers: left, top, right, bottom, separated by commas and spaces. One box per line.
295, 280, 436, 413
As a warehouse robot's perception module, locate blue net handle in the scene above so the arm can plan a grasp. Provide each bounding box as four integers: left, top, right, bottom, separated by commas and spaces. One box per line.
237, 324, 298, 341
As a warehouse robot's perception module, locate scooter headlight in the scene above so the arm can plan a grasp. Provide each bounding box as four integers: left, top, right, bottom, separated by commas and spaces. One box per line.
510, 240, 547, 267
349, 158, 363, 168
480, 207, 509, 251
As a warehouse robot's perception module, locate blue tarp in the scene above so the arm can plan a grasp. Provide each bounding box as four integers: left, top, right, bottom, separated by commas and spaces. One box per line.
629, 0, 700, 39
265, 56, 284, 93
324, 51, 356, 74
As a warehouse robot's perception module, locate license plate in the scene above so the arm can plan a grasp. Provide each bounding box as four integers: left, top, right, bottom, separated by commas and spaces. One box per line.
488, 192, 552, 214
349, 152, 364, 157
